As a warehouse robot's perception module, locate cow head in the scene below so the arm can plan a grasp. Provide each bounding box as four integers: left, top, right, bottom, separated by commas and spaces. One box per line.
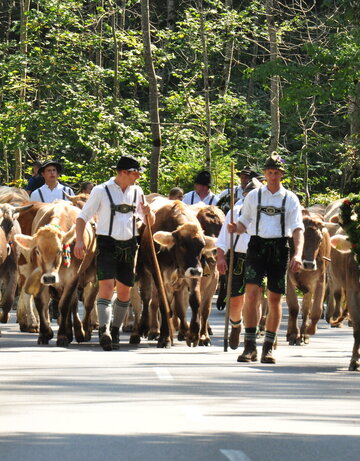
14, 224, 76, 287
0, 203, 33, 237
63, 191, 89, 209
153, 223, 216, 278
301, 215, 328, 271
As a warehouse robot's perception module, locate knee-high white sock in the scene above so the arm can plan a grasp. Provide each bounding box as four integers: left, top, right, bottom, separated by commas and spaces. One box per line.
112, 298, 129, 328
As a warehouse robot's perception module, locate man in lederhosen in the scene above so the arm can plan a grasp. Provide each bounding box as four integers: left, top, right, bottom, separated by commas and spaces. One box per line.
30, 160, 75, 202
228, 152, 304, 363
216, 178, 262, 350
74, 156, 154, 351
182, 170, 219, 206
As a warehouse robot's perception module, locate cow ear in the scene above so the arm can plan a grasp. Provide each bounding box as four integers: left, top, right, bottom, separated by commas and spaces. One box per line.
330, 234, 351, 253
204, 236, 217, 251
62, 224, 76, 246
153, 231, 175, 249
14, 234, 33, 250
25, 267, 42, 296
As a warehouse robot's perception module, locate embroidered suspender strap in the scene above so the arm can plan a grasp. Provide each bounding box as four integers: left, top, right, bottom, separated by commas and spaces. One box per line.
104, 185, 115, 236
255, 188, 262, 236
233, 207, 242, 249
132, 188, 137, 238
209, 194, 214, 205
38, 189, 45, 203
280, 191, 288, 238
105, 185, 138, 237
191, 191, 195, 205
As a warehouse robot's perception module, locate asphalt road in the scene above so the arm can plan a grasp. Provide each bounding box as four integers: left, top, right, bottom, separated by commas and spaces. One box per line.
0, 302, 359, 461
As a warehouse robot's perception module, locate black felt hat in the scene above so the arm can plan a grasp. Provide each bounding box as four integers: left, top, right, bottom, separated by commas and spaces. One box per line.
263, 152, 285, 171
242, 177, 262, 195
115, 155, 145, 172
236, 167, 252, 177
194, 170, 212, 187
38, 160, 62, 175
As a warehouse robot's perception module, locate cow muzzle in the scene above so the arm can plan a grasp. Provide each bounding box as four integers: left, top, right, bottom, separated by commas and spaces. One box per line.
41, 273, 59, 285
185, 266, 203, 278
302, 259, 317, 271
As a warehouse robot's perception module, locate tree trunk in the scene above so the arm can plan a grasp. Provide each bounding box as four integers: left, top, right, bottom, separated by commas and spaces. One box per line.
343, 79, 360, 193
140, 0, 161, 192
16, 0, 31, 181
198, 0, 211, 170
265, 0, 280, 154
220, 0, 234, 98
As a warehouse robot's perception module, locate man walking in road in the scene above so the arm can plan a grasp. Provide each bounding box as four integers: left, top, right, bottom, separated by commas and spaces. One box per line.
74, 155, 154, 351
228, 152, 304, 364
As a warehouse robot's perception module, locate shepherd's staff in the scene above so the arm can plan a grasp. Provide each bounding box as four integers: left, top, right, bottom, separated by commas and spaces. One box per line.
142, 196, 173, 345
224, 162, 235, 352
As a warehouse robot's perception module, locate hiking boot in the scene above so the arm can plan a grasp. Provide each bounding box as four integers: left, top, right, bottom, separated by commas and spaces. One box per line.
229, 326, 241, 350
111, 326, 120, 350
261, 341, 276, 364
99, 325, 112, 351
237, 339, 257, 362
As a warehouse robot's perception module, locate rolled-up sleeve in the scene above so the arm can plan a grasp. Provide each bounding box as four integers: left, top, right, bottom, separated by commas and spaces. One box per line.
237, 193, 254, 229
288, 195, 304, 234
78, 186, 102, 223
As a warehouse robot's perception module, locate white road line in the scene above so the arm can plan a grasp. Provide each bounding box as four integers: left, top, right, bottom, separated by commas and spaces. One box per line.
220, 449, 253, 461
181, 405, 206, 422
153, 367, 174, 381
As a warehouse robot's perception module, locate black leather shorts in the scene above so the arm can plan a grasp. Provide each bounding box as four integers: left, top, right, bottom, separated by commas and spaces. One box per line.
96, 235, 138, 286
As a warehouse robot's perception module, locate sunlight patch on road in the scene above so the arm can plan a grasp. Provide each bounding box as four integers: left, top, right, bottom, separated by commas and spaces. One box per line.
220, 449, 253, 461
153, 367, 174, 381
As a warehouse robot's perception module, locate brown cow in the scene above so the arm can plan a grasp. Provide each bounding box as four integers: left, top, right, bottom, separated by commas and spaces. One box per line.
330, 231, 360, 370
14, 201, 97, 346
136, 200, 216, 348
323, 199, 349, 325
0, 203, 33, 325
286, 211, 331, 345
16, 201, 48, 332
195, 205, 225, 345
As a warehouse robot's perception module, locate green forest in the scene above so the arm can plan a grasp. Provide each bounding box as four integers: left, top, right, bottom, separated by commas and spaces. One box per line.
0, 0, 359, 202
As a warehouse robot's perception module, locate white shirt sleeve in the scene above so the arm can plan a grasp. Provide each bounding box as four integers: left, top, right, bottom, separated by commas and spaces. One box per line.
78, 186, 103, 223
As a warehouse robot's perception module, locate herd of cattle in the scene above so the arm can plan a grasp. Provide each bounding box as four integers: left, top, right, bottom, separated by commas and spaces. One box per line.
0, 186, 359, 371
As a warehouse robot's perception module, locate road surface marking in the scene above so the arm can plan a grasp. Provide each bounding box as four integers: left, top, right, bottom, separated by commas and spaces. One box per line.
181, 405, 206, 422
153, 367, 174, 380
220, 449, 253, 461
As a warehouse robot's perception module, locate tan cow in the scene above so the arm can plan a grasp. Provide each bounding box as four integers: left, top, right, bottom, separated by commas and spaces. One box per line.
0, 203, 33, 325
330, 232, 360, 370
14, 201, 97, 346
286, 211, 331, 344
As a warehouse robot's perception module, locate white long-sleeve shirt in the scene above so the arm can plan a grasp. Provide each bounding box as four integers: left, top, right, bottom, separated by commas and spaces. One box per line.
217, 199, 250, 254
78, 178, 146, 240
238, 184, 304, 238
30, 183, 74, 203
182, 190, 219, 206
217, 185, 244, 201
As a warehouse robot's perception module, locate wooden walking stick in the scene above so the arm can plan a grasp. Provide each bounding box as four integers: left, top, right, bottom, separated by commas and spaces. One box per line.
224, 162, 235, 352
142, 196, 173, 345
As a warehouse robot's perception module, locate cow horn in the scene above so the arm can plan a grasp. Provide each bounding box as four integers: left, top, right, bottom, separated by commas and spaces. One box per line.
63, 191, 75, 201
324, 222, 339, 229
14, 204, 33, 213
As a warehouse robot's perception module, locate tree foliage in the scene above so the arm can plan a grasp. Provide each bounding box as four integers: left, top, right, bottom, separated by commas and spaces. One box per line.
0, 0, 358, 196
